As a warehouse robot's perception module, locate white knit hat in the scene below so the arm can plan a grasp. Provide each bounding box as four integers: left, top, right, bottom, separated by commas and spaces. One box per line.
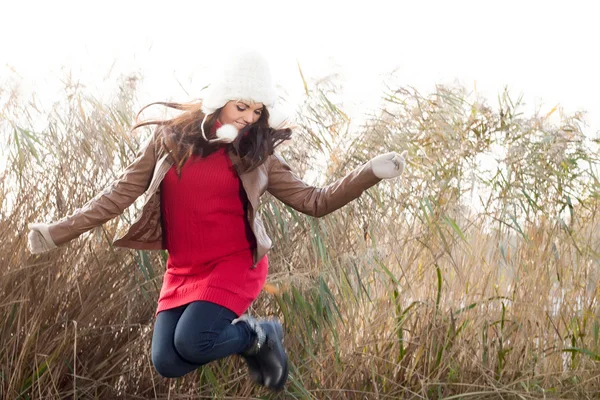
201, 51, 277, 114
200, 51, 285, 142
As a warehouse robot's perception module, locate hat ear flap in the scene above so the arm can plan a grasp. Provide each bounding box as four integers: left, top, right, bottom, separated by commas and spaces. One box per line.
268, 107, 289, 129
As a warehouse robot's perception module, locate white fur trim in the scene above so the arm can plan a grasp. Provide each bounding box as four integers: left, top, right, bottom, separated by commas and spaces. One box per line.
215, 124, 239, 143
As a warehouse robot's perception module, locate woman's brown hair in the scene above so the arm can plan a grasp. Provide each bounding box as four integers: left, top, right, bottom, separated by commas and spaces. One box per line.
131, 100, 292, 176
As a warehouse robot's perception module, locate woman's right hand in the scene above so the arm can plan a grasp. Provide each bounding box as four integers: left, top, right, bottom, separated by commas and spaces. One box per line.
27, 223, 57, 254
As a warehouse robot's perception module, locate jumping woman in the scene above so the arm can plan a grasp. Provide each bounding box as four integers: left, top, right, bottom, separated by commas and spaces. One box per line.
27, 51, 408, 391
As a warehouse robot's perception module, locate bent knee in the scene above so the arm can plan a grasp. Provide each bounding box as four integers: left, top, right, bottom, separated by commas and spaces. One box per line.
152, 349, 188, 378
173, 332, 217, 365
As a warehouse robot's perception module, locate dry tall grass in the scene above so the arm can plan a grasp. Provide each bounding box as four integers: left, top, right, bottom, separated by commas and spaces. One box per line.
1, 72, 599, 399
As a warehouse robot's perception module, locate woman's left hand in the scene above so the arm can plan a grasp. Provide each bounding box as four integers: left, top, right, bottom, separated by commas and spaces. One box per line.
369, 150, 408, 179
27, 222, 57, 254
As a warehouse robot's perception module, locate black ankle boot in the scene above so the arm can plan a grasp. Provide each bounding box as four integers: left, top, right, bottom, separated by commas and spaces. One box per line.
233, 316, 288, 391
255, 320, 288, 390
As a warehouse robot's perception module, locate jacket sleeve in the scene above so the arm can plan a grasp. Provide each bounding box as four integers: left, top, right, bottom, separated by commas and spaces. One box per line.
48, 128, 161, 246
266, 153, 382, 218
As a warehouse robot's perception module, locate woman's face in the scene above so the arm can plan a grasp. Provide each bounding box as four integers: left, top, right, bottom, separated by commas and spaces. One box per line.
218, 100, 264, 130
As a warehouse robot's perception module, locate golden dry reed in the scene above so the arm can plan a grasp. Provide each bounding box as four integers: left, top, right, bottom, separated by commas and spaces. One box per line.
1, 71, 599, 399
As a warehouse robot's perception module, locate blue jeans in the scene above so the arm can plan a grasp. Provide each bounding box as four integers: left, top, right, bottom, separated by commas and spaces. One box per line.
151, 301, 254, 378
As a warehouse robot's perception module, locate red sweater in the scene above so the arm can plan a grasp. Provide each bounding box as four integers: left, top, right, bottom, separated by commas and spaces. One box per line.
156, 128, 268, 316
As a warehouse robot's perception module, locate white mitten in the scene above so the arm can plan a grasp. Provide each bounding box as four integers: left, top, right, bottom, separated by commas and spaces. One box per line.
27, 223, 57, 254
370, 150, 408, 179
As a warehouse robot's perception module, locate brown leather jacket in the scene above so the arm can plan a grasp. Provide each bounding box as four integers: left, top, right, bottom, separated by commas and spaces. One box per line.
48, 126, 381, 267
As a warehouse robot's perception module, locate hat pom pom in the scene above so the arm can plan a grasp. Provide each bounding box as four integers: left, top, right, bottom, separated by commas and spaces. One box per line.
215, 124, 239, 143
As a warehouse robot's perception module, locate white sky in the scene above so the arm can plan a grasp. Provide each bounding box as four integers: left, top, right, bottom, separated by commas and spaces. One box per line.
1, 0, 599, 136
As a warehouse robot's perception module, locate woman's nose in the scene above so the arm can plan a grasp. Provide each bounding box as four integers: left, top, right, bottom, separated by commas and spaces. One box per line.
243, 111, 256, 124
